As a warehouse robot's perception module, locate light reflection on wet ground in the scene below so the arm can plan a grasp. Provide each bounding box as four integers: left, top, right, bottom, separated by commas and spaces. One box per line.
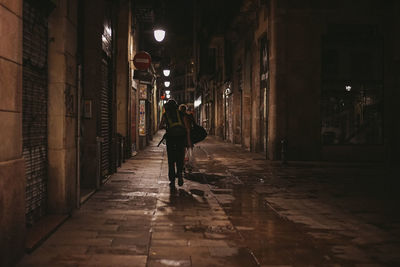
157, 181, 259, 266
185, 171, 337, 266
188, 138, 400, 266
17, 133, 400, 266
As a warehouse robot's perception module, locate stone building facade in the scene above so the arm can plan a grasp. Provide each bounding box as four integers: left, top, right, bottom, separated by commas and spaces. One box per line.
0, 0, 160, 265
194, 0, 400, 164
0, 1, 26, 265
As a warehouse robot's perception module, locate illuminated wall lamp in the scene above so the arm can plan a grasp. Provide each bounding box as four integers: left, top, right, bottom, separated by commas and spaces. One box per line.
163, 69, 170, 77
164, 81, 170, 87
154, 29, 166, 42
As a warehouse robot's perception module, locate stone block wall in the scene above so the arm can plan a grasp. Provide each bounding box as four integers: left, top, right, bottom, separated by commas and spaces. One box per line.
116, 1, 129, 140
0, 1, 26, 266
47, 0, 78, 214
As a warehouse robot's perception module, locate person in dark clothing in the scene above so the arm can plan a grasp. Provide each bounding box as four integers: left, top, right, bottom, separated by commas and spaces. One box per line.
159, 100, 192, 187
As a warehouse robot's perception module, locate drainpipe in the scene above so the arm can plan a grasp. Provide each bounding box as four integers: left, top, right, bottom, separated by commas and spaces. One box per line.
76, 64, 82, 208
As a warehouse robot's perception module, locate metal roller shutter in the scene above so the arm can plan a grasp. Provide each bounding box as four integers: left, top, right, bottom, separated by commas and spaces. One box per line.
22, 1, 49, 226
100, 58, 112, 178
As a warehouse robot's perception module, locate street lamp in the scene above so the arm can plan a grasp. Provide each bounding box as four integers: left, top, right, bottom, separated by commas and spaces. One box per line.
163, 69, 170, 77
165, 90, 170, 95
154, 29, 166, 42
164, 81, 170, 87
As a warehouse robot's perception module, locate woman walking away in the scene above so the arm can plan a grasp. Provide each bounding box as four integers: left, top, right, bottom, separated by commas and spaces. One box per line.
160, 100, 192, 188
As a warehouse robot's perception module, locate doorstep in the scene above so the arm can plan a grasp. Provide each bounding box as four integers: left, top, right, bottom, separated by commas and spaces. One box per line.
25, 214, 70, 253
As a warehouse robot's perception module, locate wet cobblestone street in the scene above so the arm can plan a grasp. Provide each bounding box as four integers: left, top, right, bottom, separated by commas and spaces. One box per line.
18, 132, 400, 266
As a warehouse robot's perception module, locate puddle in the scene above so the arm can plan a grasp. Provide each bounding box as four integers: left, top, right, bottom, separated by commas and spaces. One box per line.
179, 162, 390, 265
184, 169, 346, 266
158, 259, 191, 267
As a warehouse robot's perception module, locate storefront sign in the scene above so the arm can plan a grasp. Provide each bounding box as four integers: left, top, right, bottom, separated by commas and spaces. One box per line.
139, 84, 147, 100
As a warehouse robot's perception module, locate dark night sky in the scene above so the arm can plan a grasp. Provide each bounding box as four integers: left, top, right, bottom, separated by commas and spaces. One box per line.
159, 0, 194, 68
150, 0, 242, 69
164, 0, 194, 36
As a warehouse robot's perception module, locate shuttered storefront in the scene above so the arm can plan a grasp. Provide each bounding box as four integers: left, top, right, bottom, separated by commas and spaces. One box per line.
99, 58, 112, 178
22, 1, 48, 226
98, 10, 114, 180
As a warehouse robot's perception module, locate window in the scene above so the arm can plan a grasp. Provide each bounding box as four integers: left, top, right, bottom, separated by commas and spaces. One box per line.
321, 27, 383, 145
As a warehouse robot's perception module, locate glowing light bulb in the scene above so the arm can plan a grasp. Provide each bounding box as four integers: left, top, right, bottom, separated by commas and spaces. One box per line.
154, 29, 165, 42
163, 69, 170, 77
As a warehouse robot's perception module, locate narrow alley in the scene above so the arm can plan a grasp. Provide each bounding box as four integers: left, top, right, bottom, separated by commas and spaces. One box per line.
17, 132, 400, 266
1, 1, 400, 266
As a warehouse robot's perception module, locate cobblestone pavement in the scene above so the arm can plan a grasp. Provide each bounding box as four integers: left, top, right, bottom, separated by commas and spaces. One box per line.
18, 132, 400, 266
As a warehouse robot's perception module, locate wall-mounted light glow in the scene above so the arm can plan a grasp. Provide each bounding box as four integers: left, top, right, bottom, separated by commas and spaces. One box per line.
166, 94, 171, 99
163, 69, 170, 77
105, 26, 112, 37
154, 29, 166, 42
345, 85, 352, 92
165, 90, 170, 95
194, 96, 202, 108
102, 26, 112, 44
164, 81, 170, 87
163, 100, 167, 104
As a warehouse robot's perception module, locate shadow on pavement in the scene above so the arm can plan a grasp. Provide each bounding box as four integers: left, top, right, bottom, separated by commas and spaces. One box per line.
184, 172, 226, 185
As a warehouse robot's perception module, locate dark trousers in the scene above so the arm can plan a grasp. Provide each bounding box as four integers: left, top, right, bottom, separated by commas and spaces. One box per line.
166, 135, 185, 181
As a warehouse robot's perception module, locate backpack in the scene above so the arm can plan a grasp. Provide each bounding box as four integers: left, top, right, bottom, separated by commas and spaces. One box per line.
166, 110, 186, 136
190, 123, 207, 144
